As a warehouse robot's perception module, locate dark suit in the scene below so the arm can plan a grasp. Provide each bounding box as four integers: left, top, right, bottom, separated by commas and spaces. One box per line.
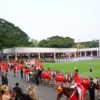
20, 69, 23, 79
13, 86, 23, 96
35, 70, 40, 86
88, 82, 97, 100
1, 76, 8, 85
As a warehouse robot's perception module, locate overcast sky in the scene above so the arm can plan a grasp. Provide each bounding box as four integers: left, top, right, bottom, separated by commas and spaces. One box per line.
0, 0, 100, 42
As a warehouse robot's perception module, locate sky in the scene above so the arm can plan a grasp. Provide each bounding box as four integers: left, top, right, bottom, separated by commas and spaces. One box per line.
0, 0, 100, 42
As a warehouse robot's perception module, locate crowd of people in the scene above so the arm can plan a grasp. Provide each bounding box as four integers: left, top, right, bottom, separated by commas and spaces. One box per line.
0, 59, 100, 100
0, 59, 44, 100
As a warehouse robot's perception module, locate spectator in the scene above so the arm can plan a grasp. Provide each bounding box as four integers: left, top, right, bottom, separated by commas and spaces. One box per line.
35, 70, 39, 86
13, 82, 23, 96
88, 78, 97, 100
2, 88, 11, 100
1, 74, 8, 86
20, 67, 23, 79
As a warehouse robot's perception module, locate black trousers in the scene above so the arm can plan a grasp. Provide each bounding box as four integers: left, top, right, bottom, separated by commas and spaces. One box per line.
14, 71, 16, 75
21, 72, 23, 78
89, 92, 95, 100
90, 69, 92, 72
35, 77, 39, 86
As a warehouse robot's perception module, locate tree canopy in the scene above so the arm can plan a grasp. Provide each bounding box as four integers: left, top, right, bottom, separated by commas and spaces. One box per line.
74, 40, 99, 48
0, 18, 30, 49
81, 40, 99, 48
0, 18, 99, 49
29, 39, 38, 47
38, 35, 75, 48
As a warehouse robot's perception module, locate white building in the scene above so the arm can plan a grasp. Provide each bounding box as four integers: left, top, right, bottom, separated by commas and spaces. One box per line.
0, 47, 99, 60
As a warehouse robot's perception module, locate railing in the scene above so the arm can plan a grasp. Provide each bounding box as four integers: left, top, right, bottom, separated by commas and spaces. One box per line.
52, 56, 100, 63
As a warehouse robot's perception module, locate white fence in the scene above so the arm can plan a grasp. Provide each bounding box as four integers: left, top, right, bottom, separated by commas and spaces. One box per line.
54, 56, 100, 63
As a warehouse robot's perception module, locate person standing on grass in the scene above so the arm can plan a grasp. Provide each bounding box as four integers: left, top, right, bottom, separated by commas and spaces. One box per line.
89, 63, 92, 73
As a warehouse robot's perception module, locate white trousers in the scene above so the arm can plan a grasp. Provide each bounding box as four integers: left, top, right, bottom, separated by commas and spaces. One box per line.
77, 87, 82, 100
26, 74, 29, 82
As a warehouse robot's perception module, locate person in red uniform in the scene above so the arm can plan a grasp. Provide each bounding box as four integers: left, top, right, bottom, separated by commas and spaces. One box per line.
73, 69, 80, 83
25, 67, 30, 82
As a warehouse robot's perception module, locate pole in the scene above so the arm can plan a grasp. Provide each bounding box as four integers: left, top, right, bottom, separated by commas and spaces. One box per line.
99, 40, 100, 56
77, 39, 80, 57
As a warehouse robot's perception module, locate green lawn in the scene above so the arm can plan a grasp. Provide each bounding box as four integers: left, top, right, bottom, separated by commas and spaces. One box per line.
42, 60, 100, 78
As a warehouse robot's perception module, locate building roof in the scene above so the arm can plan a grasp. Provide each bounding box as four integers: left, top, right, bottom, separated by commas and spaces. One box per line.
1, 47, 99, 54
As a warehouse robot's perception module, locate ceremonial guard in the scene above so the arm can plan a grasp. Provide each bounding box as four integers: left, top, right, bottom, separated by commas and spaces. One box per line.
97, 78, 100, 100
89, 63, 92, 73
88, 78, 97, 100
73, 69, 79, 77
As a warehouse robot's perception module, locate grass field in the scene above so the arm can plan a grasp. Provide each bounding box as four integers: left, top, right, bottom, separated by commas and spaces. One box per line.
42, 60, 100, 78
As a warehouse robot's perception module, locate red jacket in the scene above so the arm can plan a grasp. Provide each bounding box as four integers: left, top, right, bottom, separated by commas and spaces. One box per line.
25, 68, 30, 75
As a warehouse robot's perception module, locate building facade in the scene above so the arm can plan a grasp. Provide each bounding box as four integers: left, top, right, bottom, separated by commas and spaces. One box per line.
0, 47, 99, 60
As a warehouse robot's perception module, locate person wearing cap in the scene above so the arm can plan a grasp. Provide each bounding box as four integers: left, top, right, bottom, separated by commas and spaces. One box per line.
88, 78, 97, 100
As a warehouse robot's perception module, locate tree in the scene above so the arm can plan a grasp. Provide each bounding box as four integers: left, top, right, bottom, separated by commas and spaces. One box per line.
38, 35, 75, 48
0, 18, 30, 49
64, 37, 75, 48
38, 39, 48, 47
48, 36, 65, 47
29, 39, 38, 47
81, 40, 99, 48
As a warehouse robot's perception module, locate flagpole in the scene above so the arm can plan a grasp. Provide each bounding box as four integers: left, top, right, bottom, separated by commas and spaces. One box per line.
99, 40, 100, 56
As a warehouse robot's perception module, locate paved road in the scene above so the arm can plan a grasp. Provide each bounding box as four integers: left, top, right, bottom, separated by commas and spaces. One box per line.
5, 71, 98, 100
